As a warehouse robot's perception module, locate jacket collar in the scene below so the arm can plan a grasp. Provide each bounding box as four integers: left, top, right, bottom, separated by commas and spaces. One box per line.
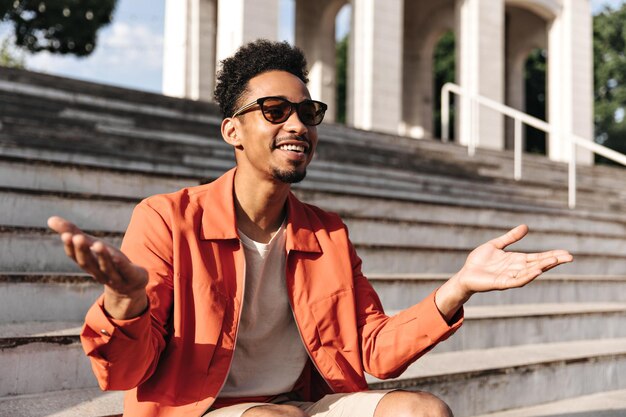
200, 168, 322, 254
285, 192, 322, 254
200, 168, 239, 240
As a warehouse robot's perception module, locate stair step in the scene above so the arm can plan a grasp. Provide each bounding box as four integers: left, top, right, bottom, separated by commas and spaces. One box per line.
0, 73, 220, 124
0, 190, 135, 232
343, 217, 626, 253
0, 227, 122, 272
0, 340, 94, 396
0, 274, 99, 323
357, 245, 626, 275
0, 144, 233, 179
0, 321, 82, 339
472, 388, 626, 417
0, 158, 200, 199
434, 303, 626, 352
367, 338, 626, 416
0, 387, 123, 417
369, 274, 626, 306
298, 191, 626, 235
384, 303, 626, 352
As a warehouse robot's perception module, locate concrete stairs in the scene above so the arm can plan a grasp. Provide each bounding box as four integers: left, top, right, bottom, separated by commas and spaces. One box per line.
1, 67, 626, 416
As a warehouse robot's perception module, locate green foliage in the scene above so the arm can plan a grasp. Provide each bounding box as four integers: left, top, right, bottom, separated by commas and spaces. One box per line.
524, 48, 546, 154
593, 2, 626, 165
0, 0, 117, 57
0, 36, 25, 67
335, 34, 348, 124
433, 30, 455, 139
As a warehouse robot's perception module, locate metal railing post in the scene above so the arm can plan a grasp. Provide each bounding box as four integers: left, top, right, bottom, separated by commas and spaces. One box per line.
441, 86, 450, 142
514, 117, 522, 181
469, 96, 477, 156
568, 139, 577, 209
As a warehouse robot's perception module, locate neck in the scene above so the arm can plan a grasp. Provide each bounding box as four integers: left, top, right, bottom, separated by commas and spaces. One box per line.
233, 171, 290, 244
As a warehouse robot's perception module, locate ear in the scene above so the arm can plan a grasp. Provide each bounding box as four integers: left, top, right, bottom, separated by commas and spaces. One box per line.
221, 117, 242, 148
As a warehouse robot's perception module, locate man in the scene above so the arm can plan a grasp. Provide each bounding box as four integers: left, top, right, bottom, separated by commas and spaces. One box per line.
48, 40, 573, 417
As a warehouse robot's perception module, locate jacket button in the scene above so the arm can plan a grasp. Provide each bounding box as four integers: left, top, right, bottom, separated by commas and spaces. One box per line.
100, 329, 110, 336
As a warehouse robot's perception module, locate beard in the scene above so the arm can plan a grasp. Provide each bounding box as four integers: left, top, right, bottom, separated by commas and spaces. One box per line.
270, 135, 311, 183
272, 166, 307, 183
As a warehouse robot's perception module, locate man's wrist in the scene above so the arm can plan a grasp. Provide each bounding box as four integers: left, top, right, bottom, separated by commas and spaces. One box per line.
435, 273, 473, 322
103, 289, 148, 320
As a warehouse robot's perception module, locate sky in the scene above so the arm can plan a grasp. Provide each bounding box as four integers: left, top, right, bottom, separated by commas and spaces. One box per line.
0, 0, 621, 94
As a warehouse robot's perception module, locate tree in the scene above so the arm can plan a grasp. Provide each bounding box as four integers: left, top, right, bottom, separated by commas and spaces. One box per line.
0, 36, 25, 68
335, 34, 348, 124
0, 0, 117, 57
524, 48, 546, 154
433, 30, 456, 140
593, 3, 626, 165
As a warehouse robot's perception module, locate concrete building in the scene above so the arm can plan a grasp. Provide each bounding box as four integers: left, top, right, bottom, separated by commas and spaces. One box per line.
162, 0, 594, 165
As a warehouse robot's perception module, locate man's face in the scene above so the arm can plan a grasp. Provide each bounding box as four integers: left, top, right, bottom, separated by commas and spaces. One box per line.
230, 70, 319, 184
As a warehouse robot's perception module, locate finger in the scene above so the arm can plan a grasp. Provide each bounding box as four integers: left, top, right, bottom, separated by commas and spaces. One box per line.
526, 251, 573, 266
526, 252, 574, 270
526, 250, 572, 262
489, 224, 529, 250
60, 232, 77, 261
47, 216, 82, 235
512, 255, 563, 285
48, 216, 97, 246
535, 256, 560, 271
541, 253, 575, 272
73, 234, 108, 283
92, 241, 124, 286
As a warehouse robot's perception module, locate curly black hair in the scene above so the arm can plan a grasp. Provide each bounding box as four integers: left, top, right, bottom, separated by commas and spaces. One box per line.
214, 39, 309, 118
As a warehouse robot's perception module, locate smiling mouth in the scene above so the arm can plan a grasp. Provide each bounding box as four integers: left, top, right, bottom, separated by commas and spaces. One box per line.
277, 143, 307, 154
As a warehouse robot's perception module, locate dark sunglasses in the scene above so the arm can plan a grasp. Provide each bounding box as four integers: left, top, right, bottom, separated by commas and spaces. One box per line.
231, 96, 328, 126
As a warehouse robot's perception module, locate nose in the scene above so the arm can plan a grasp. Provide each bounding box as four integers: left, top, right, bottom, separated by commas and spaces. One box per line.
283, 108, 308, 136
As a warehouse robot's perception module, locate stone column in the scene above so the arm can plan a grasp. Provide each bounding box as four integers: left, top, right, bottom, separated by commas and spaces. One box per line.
162, 0, 217, 101
295, 0, 346, 123
348, 0, 404, 134
547, 0, 593, 164
457, 0, 505, 149
215, 0, 280, 63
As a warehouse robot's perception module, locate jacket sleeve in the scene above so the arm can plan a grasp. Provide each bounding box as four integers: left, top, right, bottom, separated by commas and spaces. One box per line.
351, 241, 464, 380
80, 200, 174, 390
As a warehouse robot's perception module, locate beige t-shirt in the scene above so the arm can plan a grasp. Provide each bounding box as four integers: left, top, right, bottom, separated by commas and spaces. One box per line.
218, 222, 309, 397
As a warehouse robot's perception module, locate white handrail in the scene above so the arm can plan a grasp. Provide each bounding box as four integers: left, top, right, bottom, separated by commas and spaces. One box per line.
441, 82, 626, 209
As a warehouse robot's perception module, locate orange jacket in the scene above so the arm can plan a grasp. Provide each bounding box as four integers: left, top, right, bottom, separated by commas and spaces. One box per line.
81, 168, 463, 417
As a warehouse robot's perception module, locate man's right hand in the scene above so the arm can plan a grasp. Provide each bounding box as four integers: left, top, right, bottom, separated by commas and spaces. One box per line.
48, 216, 149, 320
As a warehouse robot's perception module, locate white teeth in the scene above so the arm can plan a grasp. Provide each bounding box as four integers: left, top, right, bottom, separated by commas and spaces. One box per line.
279, 144, 306, 153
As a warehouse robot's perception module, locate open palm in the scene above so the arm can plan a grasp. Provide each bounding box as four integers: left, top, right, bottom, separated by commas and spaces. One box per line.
458, 225, 573, 294
48, 216, 149, 319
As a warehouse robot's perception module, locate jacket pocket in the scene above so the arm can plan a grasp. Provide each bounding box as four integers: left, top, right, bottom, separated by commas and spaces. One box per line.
309, 288, 357, 352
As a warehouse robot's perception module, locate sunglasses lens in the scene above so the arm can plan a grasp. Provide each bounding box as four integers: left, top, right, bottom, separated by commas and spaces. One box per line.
298, 100, 323, 126
298, 101, 326, 126
258, 97, 327, 126
261, 98, 292, 123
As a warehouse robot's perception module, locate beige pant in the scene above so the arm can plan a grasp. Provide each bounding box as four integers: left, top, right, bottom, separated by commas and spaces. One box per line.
206, 390, 395, 417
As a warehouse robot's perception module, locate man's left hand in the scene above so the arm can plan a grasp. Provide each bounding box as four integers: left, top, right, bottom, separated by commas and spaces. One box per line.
435, 224, 573, 321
